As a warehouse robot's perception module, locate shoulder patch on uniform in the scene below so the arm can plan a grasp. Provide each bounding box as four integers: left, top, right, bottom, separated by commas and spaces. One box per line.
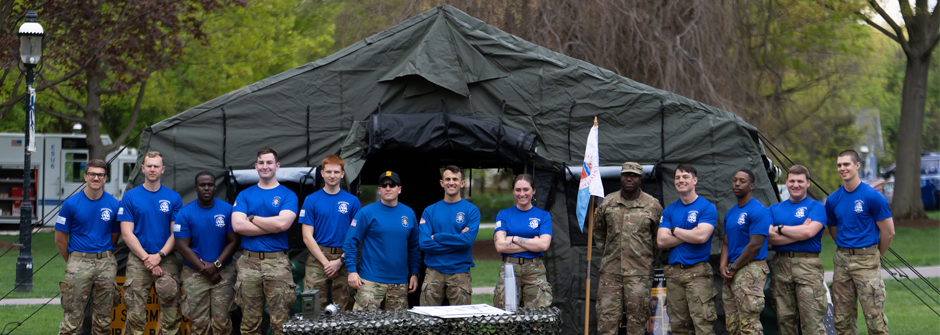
56, 216, 66, 225
173, 224, 181, 232
350, 219, 357, 227
299, 209, 306, 217
495, 220, 501, 228
420, 218, 426, 224
118, 207, 124, 215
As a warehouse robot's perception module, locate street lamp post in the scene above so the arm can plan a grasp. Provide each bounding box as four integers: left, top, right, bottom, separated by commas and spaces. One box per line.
15, 9, 44, 293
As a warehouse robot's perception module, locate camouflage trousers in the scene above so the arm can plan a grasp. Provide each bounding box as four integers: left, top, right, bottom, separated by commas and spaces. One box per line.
59, 251, 119, 335
493, 257, 553, 309
722, 260, 769, 335
831, 246, 888, 335
303, 247, 353, 311
663, 262, 717, 335
770, 253, 828, 335
181, 264, 236, 335
419, 267, 472, 306
235, 252, 296, 335
353, 278, 408, 311
123, 252, 182, 335
596, 273, 652, 335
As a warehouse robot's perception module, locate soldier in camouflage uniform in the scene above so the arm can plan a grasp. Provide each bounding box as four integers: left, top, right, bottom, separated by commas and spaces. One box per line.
493, 174, 553, 309
54, 159, 121, 335
175, 172, 239, 335
232, 149, 299, 335
593, 162, 663, 335
419, 165, 480, 306
656, 164, 718, 335
767, 165, 829, 335
825, 150, 894, 335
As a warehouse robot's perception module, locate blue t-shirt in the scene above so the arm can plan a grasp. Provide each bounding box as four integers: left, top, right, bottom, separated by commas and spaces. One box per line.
233, 184, 298, 252
723, 198, 772, 263
298, 189, 361, 248
55, 191, 121, 253
825, 183, 892, 248
343, 202, 419, 285
118, 185, 182, 254
770, 197, 827, 253
493, 205, 553, 259
175, 199, 235, 269
659, 196, 717, 265
419, 199, 481, 274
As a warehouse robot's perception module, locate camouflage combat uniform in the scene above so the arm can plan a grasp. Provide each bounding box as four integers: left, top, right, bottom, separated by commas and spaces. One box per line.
235, 251, 297, 335
831, 246, 887, 335
770, 253, 828, 335
59, 251, 120, 335
663, 261, 717, 335
593, 191, 663, 335
181, 264, 236, 335
492, 257, 553, 309
304, 246, 353, 310
721, 260, 770, 335
354, 278, 409, 311
420, 268, 472, 306
123, 253, 182, 335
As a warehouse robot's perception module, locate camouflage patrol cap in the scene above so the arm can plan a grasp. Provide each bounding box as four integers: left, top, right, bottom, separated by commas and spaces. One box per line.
621, 162, 643, 175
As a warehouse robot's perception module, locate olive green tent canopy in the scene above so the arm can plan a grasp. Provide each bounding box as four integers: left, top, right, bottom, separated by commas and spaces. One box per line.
132, 5, 778, 333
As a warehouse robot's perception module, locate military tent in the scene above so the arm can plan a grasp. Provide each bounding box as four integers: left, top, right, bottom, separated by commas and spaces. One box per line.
129, 5, 779, 333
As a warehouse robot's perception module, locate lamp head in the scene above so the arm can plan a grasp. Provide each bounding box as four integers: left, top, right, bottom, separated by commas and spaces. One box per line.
18, 9, 44, 68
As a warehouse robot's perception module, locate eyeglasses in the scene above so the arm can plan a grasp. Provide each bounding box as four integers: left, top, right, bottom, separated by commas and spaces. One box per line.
85, 172, 106, 179
379, 182, 399, 188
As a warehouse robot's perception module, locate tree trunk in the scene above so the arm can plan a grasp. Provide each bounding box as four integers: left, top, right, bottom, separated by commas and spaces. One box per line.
891, 54, 929, 220
83, 74, 107, 161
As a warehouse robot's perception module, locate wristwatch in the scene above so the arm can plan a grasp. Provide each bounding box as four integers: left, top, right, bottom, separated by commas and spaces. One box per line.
777, 225, 784, 234
157, 251, 166, 259
410, 273, 419, 278
214, 260, 222, 268
727, 263, 735, 272
247, 215, 255, 223
670, 227, 677, 236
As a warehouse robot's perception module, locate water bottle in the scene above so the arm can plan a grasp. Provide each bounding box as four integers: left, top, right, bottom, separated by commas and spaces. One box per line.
504, 263, 517, 312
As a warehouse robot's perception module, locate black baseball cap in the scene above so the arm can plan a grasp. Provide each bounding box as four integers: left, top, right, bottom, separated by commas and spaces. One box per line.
378, 170, 401, 185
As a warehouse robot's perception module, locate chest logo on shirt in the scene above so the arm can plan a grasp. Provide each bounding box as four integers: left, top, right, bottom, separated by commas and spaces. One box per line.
687, 210, 699, 223
272, 196, 282, 207
854, 200, 864, 213
737, 213, 747, 225
338, 201, 349, 214
214, 214, 226, 228
795, 207, 807, 218
158, 200, 171, 213
401, 216, 410, 227
100, 208, 112, 221
529, 218, 540, 229
456, 212, 466, 224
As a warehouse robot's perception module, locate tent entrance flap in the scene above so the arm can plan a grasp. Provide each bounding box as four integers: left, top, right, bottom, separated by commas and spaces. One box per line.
364, 113, 536, 165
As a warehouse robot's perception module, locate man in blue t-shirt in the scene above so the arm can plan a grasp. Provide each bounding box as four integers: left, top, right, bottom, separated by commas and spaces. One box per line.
175, 171, 238, 335
767, 165, 829, 335
656, 164, 718, 335
720, 169, 772, 335
118, 151, 183, 335
54, 159, 120, 335
826, 150, 894, 335
344, 171, 419, 311
300, 155, 361, 311
231, 148, 298, 335
418, 165, 480, 306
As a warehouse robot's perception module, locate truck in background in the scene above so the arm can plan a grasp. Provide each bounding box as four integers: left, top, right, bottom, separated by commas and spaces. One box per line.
0, 133, 137, 227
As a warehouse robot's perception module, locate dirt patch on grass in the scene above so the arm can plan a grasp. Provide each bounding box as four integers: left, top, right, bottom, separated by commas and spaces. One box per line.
472, 240, 501, 260
896, 218, 940, 229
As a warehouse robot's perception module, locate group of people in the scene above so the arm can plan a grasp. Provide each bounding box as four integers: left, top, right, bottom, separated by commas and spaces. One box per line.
595, 150, 894, 335
53, 148, 555, 335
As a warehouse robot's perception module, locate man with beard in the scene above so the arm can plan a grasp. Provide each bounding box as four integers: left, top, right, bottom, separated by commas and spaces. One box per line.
594, 162, 663, 335
418, 165, 481, 306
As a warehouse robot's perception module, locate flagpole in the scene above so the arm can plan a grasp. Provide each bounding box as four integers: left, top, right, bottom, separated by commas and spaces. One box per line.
584, 117, 598, 335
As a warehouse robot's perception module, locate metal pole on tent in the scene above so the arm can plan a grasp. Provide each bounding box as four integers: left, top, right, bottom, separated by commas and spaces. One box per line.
583, 195, 595, 335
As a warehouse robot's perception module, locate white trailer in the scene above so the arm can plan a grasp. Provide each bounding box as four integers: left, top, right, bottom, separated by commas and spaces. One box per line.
0, 133, 137, 226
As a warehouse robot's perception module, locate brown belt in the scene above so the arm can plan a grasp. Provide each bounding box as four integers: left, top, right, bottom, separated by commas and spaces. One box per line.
244, 250, 287, 259
778, 251, 819, 258
318, 246, 343, 254
673, 261, 706, 269
837, 246, 879, 255
502, 256, 541, 264
71, 250, 112, 259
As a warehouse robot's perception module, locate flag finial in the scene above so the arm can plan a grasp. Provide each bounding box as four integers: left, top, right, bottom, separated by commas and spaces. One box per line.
593, 116, 598, 127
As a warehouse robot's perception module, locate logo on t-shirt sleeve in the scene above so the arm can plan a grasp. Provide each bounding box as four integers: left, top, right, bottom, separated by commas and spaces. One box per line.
420, 218, 426, 225
299, 209, 306, 218
56, 216, 66, 225
350, 219, 357, 227
173, 224, 181, 232
118, 207, 124, 216
495, 220, 501, 228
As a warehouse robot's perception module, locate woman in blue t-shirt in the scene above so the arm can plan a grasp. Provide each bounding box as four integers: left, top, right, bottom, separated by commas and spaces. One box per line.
492, 174, 553, 309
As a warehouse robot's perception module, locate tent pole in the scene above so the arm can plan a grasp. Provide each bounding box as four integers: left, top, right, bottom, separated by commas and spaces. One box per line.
584, 195, 595, 335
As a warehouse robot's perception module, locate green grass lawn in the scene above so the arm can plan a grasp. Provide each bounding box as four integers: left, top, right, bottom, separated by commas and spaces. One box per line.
928, 210, 939, 221
476, 226, 495, 241
0, 303, 63, 334
471, 259, 501, 287
856, 277, 940, 334
472, 293, 494, 305
819, 227, 940, 271
0, 231, 67, 299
